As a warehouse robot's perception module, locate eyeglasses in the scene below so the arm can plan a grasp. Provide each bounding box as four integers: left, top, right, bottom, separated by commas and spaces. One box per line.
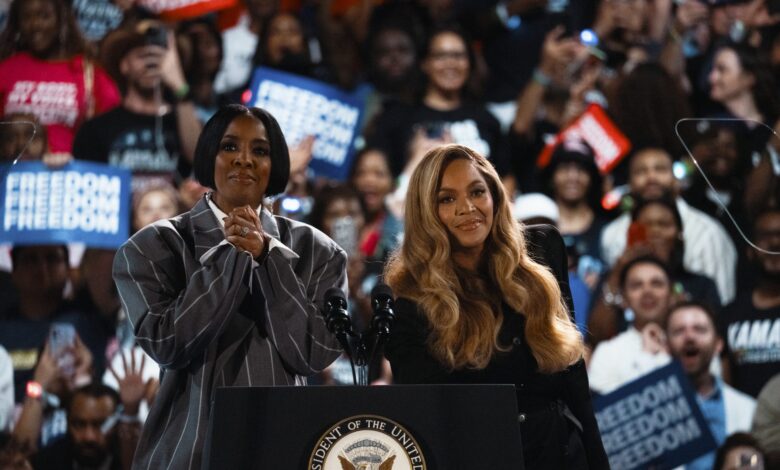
724, 451, 765, 470
428, 50, 468, 62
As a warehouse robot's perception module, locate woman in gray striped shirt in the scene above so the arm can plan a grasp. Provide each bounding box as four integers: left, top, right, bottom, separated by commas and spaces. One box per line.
113, 105, 347, 469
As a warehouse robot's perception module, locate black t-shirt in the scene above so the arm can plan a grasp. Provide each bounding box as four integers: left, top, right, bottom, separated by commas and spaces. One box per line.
366, 101, 509, 177
72, 106, 191, 191
31, 433, 122, 470
719, 294, 780, 397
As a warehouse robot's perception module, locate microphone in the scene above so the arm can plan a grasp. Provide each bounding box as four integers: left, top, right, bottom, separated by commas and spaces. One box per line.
323, 287, 353, 348
323, 287, 358, 385
370, 283, 395, 338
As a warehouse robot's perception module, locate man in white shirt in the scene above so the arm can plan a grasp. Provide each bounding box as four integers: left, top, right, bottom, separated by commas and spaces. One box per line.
666, 301, 755, 470
588, 255, 673, 393
599, 147, 737, 304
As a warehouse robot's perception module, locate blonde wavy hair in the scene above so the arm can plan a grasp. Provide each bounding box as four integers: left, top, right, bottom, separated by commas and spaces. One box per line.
385, 145, 584, 373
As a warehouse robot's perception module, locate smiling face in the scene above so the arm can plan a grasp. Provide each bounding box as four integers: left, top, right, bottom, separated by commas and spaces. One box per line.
635, 203, 680, 263
133, 189, 179, 232
667, 306, 721, 380
352, 150, 393, 215
552, 162, 591, 205
18, 0, 59, 59
423, 31, 469, 95
212, 114, 271, 213
437, 158, 494, 268
629, 149, 676, 200
709, 48, 754, 104
622, 261, 672, 329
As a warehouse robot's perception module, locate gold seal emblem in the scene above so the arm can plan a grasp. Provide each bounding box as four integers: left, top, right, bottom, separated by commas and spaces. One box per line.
308, 415, 427, 470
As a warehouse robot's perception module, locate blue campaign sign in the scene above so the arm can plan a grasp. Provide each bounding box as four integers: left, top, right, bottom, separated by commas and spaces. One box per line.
593, 362, 717, 470
246, 68, 369, 181
0, 161, 132, 248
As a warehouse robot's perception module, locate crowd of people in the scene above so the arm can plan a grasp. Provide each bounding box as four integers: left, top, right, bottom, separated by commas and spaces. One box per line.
0, 0, 779, 468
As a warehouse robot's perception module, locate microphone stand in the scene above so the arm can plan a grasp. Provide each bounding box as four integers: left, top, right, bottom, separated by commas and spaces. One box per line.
353, 336, 369, 387
324, 284, 395, 387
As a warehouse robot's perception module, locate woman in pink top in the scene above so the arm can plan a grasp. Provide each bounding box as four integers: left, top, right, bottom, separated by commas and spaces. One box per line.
0, 0, 120, 155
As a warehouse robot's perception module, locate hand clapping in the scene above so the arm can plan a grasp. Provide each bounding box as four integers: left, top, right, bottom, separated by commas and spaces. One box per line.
224, 206, 266, 259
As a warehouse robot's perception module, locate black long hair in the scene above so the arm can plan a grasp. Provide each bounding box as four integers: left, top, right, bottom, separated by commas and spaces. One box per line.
714, 41, 780, 125
193, 104, 290, 197
542, 141, 604, 215
631, 194, 685, 275
0, 0, 86, 61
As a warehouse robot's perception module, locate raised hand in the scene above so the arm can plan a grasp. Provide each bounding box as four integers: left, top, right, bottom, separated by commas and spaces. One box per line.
225, 206, 267, 259
108, 348, 156, 416
32, 342, 62, 392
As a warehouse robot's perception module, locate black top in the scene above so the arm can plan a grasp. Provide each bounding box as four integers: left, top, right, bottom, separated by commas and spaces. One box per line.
366, 100, 509, 177
31, 434, 122, 470
73, 106, 192, 186
385, 225, 609, 469
719, 293, 780, 398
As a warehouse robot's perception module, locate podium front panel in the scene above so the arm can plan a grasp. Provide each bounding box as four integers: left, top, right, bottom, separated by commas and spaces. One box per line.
203, 384, 522, 469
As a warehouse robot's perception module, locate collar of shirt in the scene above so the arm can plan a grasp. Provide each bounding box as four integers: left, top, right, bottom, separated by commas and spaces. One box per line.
206, 192, 298, 260
698, 375, 724, 402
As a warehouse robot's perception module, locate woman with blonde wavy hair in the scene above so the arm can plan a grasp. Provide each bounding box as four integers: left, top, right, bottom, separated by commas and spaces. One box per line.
384, 144, 608, 469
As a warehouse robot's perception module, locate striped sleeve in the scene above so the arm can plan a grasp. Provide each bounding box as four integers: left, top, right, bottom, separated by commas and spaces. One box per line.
252, 229, 346, 375
112, 226, 252, 369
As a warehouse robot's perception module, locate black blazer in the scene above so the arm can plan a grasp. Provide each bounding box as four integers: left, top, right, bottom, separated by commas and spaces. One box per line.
385, 225, 609, 469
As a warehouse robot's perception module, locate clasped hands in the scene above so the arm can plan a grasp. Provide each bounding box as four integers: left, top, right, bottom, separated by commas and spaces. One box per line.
224, 206, 267, 259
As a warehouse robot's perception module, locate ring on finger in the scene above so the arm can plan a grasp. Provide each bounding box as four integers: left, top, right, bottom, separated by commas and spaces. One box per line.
240, 226, 250, 237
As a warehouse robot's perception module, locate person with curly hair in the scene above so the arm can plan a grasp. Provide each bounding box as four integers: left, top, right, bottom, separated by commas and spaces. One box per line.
384, 144, 608, 468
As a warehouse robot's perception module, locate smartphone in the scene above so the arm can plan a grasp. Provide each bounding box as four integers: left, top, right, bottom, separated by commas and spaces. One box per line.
49, 323, 76, 376
143, 24, 169, 49
627, 221, 648, 248
547, 0, 569, 13
331, 216, 358, 257
420, 122, 448, 140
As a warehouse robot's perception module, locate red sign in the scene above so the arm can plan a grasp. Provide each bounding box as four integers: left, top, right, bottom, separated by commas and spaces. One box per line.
537, 104, 631, 175
137, 0, 237, 21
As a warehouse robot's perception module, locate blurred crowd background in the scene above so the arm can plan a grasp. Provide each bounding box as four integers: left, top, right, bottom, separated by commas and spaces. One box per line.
0, 0, 779, 468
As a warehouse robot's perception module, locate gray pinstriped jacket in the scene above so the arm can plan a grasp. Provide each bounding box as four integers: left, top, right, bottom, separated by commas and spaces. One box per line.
112, 195, 346, 469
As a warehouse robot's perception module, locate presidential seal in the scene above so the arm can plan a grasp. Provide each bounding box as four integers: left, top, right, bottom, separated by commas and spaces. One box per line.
308, 415, 427, 470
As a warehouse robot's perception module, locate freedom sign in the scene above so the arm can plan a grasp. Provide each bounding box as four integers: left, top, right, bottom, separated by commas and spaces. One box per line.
0, 161, 131, 248
593, 362, 717, 469
245, 68, 369, 181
